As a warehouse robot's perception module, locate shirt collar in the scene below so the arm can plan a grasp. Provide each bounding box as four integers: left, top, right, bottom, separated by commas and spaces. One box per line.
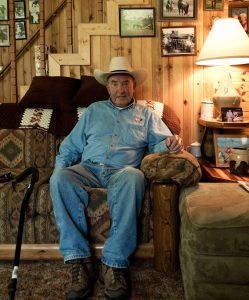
108, 98, 136, 110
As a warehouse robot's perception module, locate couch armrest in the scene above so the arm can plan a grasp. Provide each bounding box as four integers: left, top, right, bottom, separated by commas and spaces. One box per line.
141, 150, 202, 187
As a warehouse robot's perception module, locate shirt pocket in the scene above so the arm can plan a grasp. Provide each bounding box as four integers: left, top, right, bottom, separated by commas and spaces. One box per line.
123, 123, 147, 147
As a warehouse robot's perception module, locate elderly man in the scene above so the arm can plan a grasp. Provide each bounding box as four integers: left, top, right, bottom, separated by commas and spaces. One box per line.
50, 56, 183, 300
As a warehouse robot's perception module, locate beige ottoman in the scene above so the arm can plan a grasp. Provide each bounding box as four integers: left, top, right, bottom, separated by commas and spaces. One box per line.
179, 182, 249, 300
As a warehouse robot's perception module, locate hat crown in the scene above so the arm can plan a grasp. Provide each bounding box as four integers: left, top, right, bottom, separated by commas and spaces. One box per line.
108, 56, 132, 72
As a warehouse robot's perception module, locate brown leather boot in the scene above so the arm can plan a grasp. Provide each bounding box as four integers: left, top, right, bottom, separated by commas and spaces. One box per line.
65, 258, 97, 300
100, 263, 130, 300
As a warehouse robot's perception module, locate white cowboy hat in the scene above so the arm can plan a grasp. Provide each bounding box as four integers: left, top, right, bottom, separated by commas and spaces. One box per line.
93, 56, 148, 86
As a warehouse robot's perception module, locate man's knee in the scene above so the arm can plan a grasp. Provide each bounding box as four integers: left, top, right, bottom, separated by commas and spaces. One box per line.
50, 168, 70, 187
122, 167, 145, 185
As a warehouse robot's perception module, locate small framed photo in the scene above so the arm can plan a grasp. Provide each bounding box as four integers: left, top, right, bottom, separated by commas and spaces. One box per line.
213, 133, 249, 167
229, 6, 248, 32
0, 24, 10, 47
0, 0, 8, 21
161, 26, 196, 57
221, 107, 243, 122
159, 0, 197, 20
119, 8, 155, 37
203, 0, 224, 11
29, 0, 40, 24
15, 1, 26, 19
15, 21, 27, 40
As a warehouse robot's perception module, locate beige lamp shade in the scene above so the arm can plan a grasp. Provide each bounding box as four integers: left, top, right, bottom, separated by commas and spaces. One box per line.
196, 18, 249, 66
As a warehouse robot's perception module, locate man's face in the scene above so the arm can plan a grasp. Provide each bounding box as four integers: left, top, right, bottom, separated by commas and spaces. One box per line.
106, 74, 136, 108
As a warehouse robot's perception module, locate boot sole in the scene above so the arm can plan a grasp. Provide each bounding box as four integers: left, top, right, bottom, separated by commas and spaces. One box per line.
104, 290, 130, 300
65, 288, 92, 300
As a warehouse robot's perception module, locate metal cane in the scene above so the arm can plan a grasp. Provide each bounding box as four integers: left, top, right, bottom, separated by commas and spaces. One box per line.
8, 167, 39, 300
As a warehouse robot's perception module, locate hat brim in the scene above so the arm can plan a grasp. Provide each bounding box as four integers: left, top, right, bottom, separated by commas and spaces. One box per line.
94, 69, 148, 86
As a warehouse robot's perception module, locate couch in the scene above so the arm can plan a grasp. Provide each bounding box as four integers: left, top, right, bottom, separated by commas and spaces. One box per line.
0, 75, 201, 274
179, 182, 249, 300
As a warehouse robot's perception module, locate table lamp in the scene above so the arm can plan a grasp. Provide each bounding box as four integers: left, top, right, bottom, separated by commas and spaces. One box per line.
196, 18, 249, 120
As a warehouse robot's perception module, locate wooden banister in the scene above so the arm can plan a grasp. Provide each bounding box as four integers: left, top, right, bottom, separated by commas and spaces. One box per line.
0, 0, 67, 79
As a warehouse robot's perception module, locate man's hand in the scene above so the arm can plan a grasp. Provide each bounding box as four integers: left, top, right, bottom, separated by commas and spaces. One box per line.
165, 135, 183, 154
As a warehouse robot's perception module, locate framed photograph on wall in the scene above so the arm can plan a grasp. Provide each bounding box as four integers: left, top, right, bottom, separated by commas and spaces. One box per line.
0, 0, 8, 21
161, 26, 196, 57
213, 133, 249, 167
0, 24, 10, 47
203, 0, 224, 11
15, 21, 27, 40
15, 1, 26, 20
29, 0, 40, 24
159, 0, 197, 20
119, 8, 156, 37
229, 6, 248, 33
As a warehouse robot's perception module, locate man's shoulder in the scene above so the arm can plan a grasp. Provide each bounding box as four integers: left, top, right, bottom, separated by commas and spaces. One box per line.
87, 99, 109, 109
135, 100, 163, 119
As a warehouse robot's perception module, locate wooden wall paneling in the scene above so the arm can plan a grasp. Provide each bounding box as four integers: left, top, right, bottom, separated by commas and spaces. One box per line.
103, 0, 108, 23
194, 0, 205, 141
131, 38, 143, 99
183, 56, 195, 145
141, 37, 152, 100
66, 0, 73, 52
2, 74, 11, 102
44, 0, 53, 53
60, 65, 81, 78
0, 49, 6, 101
161, 58, 170, 105
152, 15, 164, 102
120, 37, 132, 59
47, 0, 150, 83
0, 46, 11, 102
39, 0, 46, 75
51, 9, 60, 53
90, 0, 100, 23
92, 36, 102, 71
59, 6, 68, 53
110, 35, 122, 58
100, 36, 112, 71
72, 0, 82, 53
9, 0, 17, 103
171, 57, 184, 138
96, 0, 104, 22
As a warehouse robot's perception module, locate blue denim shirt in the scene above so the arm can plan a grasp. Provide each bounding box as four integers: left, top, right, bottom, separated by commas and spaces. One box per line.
55, 99, 172, 169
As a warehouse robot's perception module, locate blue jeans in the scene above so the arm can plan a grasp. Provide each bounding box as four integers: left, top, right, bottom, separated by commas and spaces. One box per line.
50, 161, 146, 268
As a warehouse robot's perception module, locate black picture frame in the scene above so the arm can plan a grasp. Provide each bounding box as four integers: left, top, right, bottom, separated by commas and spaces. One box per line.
15, 21, 27, 40
29, 0, 40, 24
119, 7, 156, 38
159, 0, 197, 21
161, 26, 197, 57
221, 107, 243, 122
0, 24, 10, 47
0, 0, 9, 21
15, 1, 26, 20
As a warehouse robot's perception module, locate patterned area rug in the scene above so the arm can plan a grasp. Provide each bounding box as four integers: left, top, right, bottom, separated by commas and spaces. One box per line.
0, 259, 185, 299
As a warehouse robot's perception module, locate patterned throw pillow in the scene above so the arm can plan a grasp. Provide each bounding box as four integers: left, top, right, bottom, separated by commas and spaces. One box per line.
0, 129, 25, 169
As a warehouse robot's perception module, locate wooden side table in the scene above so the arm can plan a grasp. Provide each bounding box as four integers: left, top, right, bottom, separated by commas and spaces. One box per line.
198, 118, 249, 164
199, 159, 249, 183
